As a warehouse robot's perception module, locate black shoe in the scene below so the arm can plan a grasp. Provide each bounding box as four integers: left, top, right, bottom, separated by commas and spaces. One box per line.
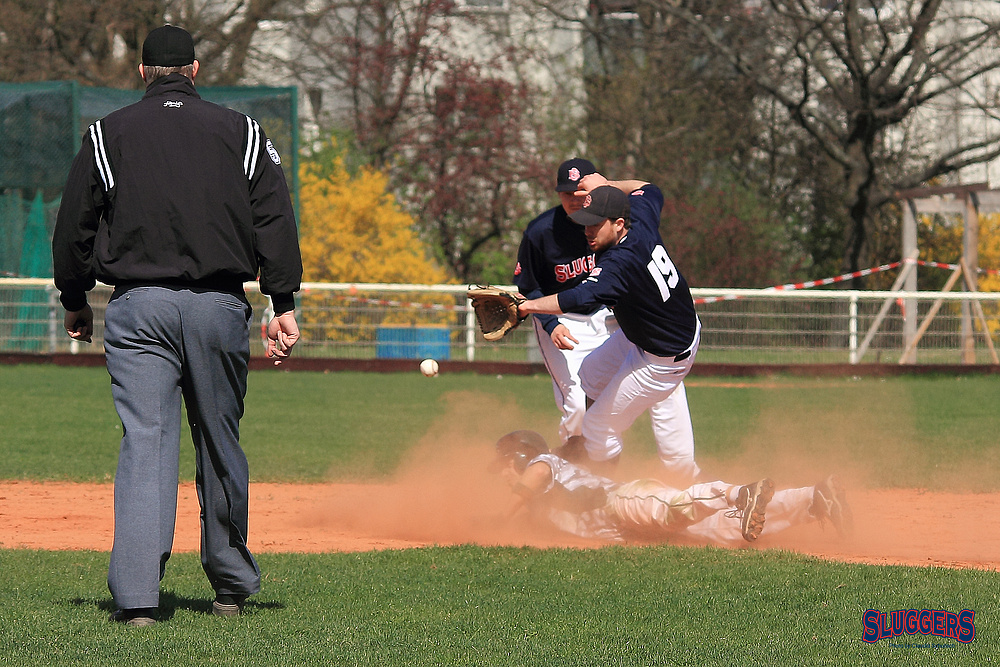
212, 594, 247, 617
110, 607, 157, 627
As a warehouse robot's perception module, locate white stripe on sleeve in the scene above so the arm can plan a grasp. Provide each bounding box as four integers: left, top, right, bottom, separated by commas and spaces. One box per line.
89, 121, 115, 191
244, 116, 261, 180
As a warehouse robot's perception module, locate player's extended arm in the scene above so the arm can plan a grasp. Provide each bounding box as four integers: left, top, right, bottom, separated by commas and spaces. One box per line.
504, 460, 553, 518
574, 173, 650, 196
517, 293, 563, 318
606, 179, 649, 194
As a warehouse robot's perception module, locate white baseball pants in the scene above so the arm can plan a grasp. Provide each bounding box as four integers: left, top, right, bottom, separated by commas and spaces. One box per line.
579, 328, 700, 479
680, 485, 817, 544
532, 309, 617, 444
608, 479, 817, 545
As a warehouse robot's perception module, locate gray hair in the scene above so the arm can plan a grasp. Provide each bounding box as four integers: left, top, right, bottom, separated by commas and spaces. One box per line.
143, 63, 196, 83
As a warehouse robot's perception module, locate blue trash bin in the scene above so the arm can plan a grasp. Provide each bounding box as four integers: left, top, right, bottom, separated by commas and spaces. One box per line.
376, 326, 451, 360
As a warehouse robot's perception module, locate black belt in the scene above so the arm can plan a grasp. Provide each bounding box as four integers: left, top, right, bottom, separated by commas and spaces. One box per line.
644, 348, 693, 363
113, 278, 247, 297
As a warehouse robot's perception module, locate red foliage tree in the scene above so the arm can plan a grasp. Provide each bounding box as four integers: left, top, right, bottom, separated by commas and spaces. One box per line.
400, 59, 549, 281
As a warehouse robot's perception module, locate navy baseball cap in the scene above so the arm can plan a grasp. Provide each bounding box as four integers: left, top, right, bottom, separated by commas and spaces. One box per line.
142, 25, 196, 67
570, 186, 630, 226
555, 158, 597, 192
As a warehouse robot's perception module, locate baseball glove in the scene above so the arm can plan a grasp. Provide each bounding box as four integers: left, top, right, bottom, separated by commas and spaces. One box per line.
467, 286, 526, 341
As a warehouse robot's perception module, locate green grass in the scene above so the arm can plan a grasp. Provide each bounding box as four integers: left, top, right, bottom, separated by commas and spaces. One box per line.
3, 366, 999, 490
1, 364, 998, 664
0, 547, 995, 666
690, 374, 1000, 491
0, 365, 555, 482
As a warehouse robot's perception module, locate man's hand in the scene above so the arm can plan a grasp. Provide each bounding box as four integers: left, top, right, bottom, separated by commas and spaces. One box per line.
550, 324, 579, 350
573, 172, 609, 196
63, 305, 94, 343
265, 310, 299, 366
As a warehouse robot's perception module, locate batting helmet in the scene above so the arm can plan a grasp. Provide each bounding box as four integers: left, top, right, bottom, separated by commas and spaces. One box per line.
493, 430, 549, 473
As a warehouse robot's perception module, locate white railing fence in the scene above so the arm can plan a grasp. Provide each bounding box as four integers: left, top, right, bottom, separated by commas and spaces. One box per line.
2, 279, 999, 365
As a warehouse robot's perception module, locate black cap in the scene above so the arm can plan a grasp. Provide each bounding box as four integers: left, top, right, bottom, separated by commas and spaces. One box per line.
555, 158, 597, 192
570, 186, 630, 226
142, 25, 195, 67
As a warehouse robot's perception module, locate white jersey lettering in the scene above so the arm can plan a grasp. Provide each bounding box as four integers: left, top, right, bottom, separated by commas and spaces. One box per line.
646, 245, 679, 302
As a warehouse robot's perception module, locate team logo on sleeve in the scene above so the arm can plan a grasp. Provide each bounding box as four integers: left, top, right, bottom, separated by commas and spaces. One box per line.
514, 261, 522, 276
266, 139, 281, 165
632, 189, 644, 196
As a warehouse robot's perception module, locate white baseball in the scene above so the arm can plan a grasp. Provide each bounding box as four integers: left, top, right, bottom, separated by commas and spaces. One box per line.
420, 359, 439, 377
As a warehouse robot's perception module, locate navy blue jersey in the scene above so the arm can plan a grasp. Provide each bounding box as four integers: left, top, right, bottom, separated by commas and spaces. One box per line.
514, 205, 598, 334
556, 185, 698, 357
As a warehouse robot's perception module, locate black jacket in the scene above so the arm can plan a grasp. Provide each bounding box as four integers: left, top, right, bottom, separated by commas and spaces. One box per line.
53, 74, 302, 313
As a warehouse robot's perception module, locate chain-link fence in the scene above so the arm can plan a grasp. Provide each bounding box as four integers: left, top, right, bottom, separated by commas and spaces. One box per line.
3, 280, 999, 365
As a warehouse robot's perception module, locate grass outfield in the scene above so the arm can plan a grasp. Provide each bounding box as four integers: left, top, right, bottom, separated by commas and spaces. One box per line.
0, 547, 994, 666
3, 365, 999, 490
0, 364, 998, 664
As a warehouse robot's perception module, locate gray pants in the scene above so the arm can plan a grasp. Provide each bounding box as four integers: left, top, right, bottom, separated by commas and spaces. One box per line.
104, 286, 260, 610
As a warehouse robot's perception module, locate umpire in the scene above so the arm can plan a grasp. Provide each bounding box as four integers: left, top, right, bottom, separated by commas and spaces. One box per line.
51, 25, 303, 626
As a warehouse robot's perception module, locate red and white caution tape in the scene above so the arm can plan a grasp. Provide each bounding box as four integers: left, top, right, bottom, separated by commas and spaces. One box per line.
694, 258, 998, 305
285, 258, 999, 313
913, 259, 1000, 275
767, 262, 903, 291
695, 262, 903, 305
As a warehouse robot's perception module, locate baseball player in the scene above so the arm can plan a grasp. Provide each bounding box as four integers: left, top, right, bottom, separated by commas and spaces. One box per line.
493, 431, 853, 545
518, 173, 701, 474
515, 159, 700, 481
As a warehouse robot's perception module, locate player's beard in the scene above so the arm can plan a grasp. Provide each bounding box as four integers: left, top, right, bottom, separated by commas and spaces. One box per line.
586, 226, 618, 253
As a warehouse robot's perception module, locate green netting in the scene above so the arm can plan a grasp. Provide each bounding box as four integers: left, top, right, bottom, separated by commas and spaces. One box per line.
0, 81, 298, 279
0, 82, 78, 191
7, 192, 50, 350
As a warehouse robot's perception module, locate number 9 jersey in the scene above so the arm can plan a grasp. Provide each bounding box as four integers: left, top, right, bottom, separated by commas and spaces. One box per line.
556, 184, 699, 358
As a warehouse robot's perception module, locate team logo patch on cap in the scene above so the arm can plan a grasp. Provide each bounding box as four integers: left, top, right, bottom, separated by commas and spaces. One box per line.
583, 194, 593, 207
266, 139, 281, 165
568, 167, 581, 181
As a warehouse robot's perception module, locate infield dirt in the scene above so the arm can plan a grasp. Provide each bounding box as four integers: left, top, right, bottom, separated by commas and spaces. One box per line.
2, 462, 998, 571
4, 382, 997, 571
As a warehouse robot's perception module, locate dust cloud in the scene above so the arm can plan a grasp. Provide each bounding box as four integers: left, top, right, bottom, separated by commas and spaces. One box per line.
4, 386, 997, 567
304, 391, 592, 549
288, 385, 1000, 570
